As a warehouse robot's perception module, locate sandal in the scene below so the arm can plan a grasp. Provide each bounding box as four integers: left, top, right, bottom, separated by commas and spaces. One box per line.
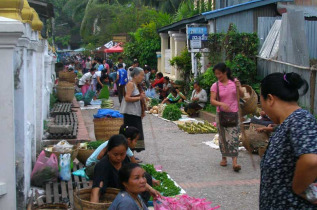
233, 165, 241, 172
220, 161, 227, 167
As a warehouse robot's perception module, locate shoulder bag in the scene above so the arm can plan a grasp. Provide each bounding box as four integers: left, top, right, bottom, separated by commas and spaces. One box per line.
217, 82, 238, 127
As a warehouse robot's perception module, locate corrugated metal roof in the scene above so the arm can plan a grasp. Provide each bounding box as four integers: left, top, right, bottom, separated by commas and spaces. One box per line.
157, 15, 205, 33
202, 0, 293, 20
279, 4, 317, 17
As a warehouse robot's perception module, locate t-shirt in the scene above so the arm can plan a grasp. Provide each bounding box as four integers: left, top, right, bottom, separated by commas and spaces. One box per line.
260, 109, 317, 209
92, 155, 130, 194
117, 68, 128, 86
109, 191, 148, 210
92, 71, 102, 85
78, 72, 92, 85
152, 77, 164, 88
104, 63, 110, 71
86, 140, 133, 167
163, 82, 172, 90
167, 93, 181, 102
210, 80, 238, 112
98, 64, 104, 71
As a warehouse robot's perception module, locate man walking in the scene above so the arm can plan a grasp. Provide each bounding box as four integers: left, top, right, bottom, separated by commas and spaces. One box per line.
116, 63, 128, 104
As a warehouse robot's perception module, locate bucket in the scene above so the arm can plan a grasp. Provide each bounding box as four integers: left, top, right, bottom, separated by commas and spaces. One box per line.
73, 188, 120, 210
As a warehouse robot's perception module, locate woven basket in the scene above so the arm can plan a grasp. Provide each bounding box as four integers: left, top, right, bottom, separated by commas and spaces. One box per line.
44, 144, 79, 162
242, 123, 269, 153
94, 118, 123, 140
35, 203, 68, 209
57, 85, 75, 102
77, 149, 95, 165
241, 85, 258, 116
73, 188, 120, 210
59, 71, 76, 83
58, 81, 75, 87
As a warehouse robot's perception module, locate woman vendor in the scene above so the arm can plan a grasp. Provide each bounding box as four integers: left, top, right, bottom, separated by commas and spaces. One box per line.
185, 82, 207, 117
161, 88, 186, 104
259, 72, 317, 209
85, 125, 141, 180
109, 163, 152, 210
90, 135, 160, 203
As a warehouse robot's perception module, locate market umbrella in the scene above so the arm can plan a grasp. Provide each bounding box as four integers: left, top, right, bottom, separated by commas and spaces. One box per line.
104, 45, 124, 53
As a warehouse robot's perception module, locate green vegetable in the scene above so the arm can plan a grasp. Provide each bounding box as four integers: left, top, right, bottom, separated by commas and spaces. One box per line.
142, 164, 181, 197
101, 99, 114, 108
87, 141, 105, 149
150, 98, 160, 107
162, 105, 182, 121
98, 86, 110, 99
178, 121, 217, 134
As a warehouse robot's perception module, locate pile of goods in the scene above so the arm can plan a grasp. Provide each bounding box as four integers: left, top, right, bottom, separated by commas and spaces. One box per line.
149, 106, 159, 114
150, 98, 160, 107
101, 99, 114, 109
162, 104, 182, 121
79, 141, 105, 150
178, 121, 218, 134
154, 195, 220, 210
142, 164, 181, 197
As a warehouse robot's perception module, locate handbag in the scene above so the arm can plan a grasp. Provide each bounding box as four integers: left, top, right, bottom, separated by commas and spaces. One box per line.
216, 82, 238, 127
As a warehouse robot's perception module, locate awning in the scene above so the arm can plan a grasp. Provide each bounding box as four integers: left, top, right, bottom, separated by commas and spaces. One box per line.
105, 45, 124, 53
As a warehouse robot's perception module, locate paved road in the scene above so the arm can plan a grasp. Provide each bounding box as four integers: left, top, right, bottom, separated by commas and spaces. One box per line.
82, 97, 261, 210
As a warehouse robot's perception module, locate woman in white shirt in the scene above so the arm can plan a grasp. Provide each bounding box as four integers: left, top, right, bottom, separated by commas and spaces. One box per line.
185, 82, 207, 117
78, 68, 96, 96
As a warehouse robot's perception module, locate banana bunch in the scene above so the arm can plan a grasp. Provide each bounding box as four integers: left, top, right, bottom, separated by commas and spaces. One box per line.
177, 121, 218, 134
101, 99, 114, 109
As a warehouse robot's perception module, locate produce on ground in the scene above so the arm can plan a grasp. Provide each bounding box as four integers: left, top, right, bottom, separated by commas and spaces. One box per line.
101, 99, 114, 108
87, 141, 105, 150
178, 121, 218, 134
150, 98, 161, 107
162, 105, 182, 121
142, 164, 181, 197
149, 105, 159, 114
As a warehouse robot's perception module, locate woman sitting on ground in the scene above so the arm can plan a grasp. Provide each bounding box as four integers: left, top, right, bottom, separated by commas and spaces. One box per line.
85, 125, 141, 180
90, 135, 160, 203
160, 76, 172, 99
161, 88, 186, 104
185, 82, 207, 117
109, 163, 153, 210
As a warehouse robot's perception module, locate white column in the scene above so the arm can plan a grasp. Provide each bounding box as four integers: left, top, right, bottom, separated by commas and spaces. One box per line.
159, 33, 169, 74
0, 17, 23, 210
168, 31, 177, 77
172, 33, 187, 80
14, 22, 31, 209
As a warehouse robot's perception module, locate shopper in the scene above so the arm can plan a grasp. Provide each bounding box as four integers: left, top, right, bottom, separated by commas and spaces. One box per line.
259, 72, 317, 209
210, 63, 244, 172
120, 67, 146, 141
116, 63, 128, 104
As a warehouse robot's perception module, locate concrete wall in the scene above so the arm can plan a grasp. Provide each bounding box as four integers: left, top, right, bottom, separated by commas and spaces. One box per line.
0, 16, 56, 209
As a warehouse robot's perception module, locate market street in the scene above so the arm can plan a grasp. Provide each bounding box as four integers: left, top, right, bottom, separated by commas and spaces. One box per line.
82, 97, 262, 210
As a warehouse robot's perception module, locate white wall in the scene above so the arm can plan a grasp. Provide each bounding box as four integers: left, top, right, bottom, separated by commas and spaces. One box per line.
0, 16, 56, 209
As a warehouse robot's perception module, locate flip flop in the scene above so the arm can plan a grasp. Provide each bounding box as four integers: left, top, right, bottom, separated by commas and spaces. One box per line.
233, 165, 241, 172
220, 161, 227, 167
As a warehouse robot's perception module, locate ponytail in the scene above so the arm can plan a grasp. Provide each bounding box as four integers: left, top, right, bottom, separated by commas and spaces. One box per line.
213, 63, 234, 81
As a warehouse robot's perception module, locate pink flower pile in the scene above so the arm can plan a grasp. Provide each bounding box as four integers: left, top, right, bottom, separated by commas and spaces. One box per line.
154, 194, 221, 210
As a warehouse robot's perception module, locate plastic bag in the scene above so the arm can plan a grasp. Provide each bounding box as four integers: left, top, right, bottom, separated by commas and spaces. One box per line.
83, 90, 96, 105
75, 93, 83, 101
31, 151, 58, 187
53, 140, 73, 153
146, 88, 158, 99
93, 109, 123, 119
98, 86, 110, 99
72, 167, 89, 180
59, 154, 71, 181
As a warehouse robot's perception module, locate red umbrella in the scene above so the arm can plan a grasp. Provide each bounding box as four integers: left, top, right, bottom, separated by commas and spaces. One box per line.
104, 45, 124, 53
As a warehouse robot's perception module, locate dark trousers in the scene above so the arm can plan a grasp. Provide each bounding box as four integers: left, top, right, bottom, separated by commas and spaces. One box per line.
185, 102, 203, 116
118, 85, 125, 104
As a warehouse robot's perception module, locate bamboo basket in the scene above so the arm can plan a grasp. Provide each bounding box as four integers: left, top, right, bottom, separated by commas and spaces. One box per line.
242, 123, 269, 153
241, 85, 258, 116
94, 118, 123, 140
44, 144, 79, 162
35, 203, 68, 209
73, 188, 120, 210
58, 81, 75, 87
77, 149, 95, 165
57, 84, 75, 102
59, 71, 76, 83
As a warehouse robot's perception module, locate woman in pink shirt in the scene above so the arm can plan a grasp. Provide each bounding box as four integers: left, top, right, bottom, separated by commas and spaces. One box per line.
210, 63, 244, 172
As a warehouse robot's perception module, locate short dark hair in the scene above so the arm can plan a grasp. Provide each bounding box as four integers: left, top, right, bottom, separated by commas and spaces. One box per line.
157, 72, 163, 78
118, 63, 123, 68
164, 76, 169, 81
119, 163, 142, 190
90, 67, 96, 72
107, 134, 128, 152
194, 81, 200, 87
133, 59, 139, 64
118, 57, 123, 60
119, 125, 140, 140
261, 72, 308, 102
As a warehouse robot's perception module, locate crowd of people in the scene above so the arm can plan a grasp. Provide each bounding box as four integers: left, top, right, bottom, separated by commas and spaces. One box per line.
59, 53, 317, 209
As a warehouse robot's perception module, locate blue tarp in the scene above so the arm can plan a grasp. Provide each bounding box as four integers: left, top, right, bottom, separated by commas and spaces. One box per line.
93, 109, 123, 119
